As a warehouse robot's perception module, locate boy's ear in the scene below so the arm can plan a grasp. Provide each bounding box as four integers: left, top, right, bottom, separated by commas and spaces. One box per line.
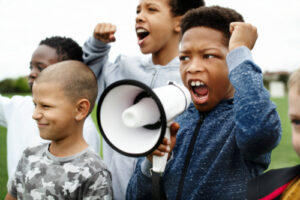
75, 99, 90, 121
174, 15, 183, 33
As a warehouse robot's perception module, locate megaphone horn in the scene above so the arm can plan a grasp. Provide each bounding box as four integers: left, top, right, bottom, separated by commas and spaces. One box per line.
97, 80, 191, 173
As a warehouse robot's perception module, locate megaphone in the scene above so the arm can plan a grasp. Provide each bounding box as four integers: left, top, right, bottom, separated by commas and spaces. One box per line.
97, 79, 191, 173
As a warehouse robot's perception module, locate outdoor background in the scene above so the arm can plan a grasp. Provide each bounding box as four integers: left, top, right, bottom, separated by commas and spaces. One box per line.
0, 0, 300, 198
0, 0, 300, 80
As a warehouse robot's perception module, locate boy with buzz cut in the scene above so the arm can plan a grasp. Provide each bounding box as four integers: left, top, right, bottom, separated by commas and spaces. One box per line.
247, 68, 300, 199
0, 36, 100, 181
5, 61, 112, 200
83, 0, 205, 199
126, 6, 281, 199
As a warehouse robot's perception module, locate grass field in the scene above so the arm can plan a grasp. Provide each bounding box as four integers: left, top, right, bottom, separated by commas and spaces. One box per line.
0, 96, 299, 198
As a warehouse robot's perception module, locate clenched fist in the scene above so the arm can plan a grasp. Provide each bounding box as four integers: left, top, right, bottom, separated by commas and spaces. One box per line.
93, 23, 117, 43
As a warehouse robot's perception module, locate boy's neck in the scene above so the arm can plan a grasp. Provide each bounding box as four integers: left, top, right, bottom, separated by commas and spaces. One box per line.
49, 129, 89, 157
151, 35, 180, 66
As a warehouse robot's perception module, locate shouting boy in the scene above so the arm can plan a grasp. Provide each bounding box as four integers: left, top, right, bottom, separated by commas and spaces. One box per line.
127, 6, 281, 199
83, 0, 205, 199
5, 61, 112, 200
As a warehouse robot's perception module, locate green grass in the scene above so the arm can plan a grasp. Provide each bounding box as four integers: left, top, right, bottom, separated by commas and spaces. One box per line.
268, 97, 299, 169
0, 126, 7, 199
0, 96, 299, 198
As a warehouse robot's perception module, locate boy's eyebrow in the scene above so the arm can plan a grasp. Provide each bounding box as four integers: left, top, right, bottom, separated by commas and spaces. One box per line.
137, 2, 159, 8
30, 61, 46, 67
180, 47, 223, 53
179, 50, 191, 54
289, 113, 300, 118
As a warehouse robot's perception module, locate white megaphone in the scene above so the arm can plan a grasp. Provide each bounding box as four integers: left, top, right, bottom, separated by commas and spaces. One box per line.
97, 79, 191, 173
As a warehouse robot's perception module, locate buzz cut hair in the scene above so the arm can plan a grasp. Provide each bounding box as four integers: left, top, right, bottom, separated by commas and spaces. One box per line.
169, 0, 205, 16
35, 60, 98, 114
39, 36, 83, 62
181, 6, 244, 45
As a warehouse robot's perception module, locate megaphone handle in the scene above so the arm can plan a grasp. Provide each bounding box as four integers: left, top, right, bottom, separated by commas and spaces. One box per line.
152, 123, 171, 174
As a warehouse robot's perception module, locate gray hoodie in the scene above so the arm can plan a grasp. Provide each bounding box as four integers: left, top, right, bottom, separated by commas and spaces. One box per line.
83, 36, 183, 200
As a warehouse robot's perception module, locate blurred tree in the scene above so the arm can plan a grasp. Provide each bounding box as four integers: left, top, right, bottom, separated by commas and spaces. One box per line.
0, 77, 30, 93
15, 77, 30, 93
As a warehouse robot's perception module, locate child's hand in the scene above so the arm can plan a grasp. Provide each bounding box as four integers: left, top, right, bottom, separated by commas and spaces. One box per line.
229, 22, 258, 51
93, 23, 116, 43
146, 122, 180, 163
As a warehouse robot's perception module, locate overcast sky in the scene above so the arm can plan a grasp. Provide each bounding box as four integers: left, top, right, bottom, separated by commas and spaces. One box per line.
0, 0, 299, 81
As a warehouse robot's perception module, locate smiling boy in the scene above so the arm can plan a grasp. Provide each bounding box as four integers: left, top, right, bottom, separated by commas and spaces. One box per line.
127, 6, 281, 199
0, 36, 100, 180
5, 61, 112, 200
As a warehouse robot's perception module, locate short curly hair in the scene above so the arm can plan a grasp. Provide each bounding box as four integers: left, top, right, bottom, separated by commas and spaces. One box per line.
181, 6, 244, 44
39, 36, 83, 62
169, 0, 205, 16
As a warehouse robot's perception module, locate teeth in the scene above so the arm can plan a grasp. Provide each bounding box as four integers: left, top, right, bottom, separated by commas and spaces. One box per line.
136, 28, 147, 33
190, 81, 204, 87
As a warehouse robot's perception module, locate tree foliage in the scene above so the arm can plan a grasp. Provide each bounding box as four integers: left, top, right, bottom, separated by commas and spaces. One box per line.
0, 77, 30, 93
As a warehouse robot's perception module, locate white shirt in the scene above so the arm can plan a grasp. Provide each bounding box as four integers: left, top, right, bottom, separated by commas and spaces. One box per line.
0, 94, 101, 178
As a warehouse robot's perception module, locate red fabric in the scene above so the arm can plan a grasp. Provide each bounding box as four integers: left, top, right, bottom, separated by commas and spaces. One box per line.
259, 182, 290, 200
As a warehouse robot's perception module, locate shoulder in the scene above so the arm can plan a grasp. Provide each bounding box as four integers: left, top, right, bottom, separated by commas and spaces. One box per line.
247, 165, 300, 200
19, 144, 49, 164
23, 143, 48, 156
75, 148, 108, 173
113, 54, 147, 66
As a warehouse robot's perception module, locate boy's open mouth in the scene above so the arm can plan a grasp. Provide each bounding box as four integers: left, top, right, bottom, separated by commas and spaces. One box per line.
136, 28, 149, 44
189, 80, 209, 104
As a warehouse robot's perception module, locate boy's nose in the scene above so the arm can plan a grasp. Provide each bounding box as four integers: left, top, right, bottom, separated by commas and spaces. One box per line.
136, 12, 145, 23
29, 67, 39, 79
187, 60, 205, 73
32, 108, 42, 120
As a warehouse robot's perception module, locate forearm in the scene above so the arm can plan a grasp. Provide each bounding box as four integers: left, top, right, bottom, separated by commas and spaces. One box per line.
82, 36, 111, 79
228, 47, 281, 157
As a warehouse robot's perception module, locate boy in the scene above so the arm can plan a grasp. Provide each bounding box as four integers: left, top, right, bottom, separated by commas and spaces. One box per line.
83, 0, 205, 199
126, 6, 281, 199
0, 36, 100, 179
247, 69, 300, 199
5, 61, 112, 200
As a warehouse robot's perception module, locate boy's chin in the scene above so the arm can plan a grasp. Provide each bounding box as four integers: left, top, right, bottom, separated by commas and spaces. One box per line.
139, 47, 152, 55
193, 101, 214, 112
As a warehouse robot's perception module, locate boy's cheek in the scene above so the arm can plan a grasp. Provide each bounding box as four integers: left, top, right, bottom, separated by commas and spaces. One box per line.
292, 131, 300, 158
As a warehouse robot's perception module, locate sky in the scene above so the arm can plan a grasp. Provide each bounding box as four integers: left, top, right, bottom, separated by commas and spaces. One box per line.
0, 0, 299, 81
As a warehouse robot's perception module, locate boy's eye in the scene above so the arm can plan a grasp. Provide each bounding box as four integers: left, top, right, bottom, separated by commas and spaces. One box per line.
29, 65, 44, 72
42, 104, 50, 108
179, 56, 190, 62
148, 7, 157, 12
37, 65, 44, 72
203, 54, 215, 59
291, 119, 300, 125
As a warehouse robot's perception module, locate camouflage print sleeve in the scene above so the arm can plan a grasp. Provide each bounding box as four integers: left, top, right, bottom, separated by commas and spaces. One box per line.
7, 173, 17, 198
82, 169, 113, 200
7, 152, 26, 198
